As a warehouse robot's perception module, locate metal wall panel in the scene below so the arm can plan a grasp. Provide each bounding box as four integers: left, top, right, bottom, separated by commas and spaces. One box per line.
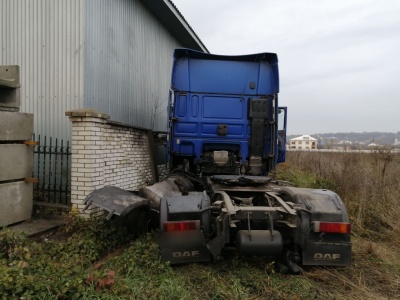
84, 0, 182, 131
1, 0, 189, 140
0, 0, 84, 141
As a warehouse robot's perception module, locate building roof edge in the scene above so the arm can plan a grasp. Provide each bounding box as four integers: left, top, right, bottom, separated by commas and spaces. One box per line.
140, 0, 209, 53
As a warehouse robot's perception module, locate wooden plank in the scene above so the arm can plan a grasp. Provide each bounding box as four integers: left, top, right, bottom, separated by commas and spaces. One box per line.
0, 181, 33, 227
0, 111, 33, 140
0, 144, 33, 181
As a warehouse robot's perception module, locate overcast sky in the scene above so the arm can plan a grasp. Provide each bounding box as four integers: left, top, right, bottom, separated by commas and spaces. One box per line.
172, 0, 400, 135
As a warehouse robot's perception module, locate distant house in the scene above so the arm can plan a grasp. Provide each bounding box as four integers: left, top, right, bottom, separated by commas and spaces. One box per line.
367, 143, 381, 148
289, 135, 318, 150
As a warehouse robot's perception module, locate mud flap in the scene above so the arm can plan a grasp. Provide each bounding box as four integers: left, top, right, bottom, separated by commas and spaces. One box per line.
302, 242, 352, 266
279, 187, 352, 267
157, 231, 211, 264
83, 186, 149, 220
157, 192, 211, 264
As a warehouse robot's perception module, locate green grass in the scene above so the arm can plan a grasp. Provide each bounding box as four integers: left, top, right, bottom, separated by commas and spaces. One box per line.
2, 221, 399, 299
0, 218, 313, 299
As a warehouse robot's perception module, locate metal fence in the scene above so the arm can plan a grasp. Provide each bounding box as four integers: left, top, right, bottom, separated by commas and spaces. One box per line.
33, 134, 71, 206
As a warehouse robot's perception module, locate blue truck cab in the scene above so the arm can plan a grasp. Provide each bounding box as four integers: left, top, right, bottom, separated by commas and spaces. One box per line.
168, 49, 287, 175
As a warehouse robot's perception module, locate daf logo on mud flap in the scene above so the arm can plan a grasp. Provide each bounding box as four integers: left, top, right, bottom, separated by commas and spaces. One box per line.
314, 253, 341, 260
172, 251, 200, 258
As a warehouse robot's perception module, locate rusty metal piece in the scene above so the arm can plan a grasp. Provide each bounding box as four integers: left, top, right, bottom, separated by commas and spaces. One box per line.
24, 177, 39, 183
24, 140, 39, 146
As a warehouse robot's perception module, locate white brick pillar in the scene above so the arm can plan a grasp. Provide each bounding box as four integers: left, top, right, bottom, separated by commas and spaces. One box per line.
65, 109, 110, 217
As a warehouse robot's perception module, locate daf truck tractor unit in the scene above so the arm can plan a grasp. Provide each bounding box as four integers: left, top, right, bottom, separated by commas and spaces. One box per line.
84, 49, 351, 273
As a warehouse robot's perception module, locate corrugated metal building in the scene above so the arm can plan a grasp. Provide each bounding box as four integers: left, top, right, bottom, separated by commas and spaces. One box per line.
0, 0, 207, 141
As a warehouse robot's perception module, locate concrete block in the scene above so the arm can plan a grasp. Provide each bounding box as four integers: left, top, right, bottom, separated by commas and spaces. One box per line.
0, 88, 20, 110
0, 66, 20, 111
65, 108, 110, 120
0, 181, 32, 227
0, 111, 33, 140
0, 144, 33, 181
0, 65, 20, 88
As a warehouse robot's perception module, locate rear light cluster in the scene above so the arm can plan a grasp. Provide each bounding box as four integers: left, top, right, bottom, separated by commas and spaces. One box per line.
163, 220, 200, 232
313, 221, 351, 234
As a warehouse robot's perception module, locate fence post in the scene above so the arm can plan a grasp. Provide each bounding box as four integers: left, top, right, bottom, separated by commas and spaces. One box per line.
65, 109, 110, 217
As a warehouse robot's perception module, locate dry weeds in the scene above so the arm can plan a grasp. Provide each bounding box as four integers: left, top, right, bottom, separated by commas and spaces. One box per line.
276, 150, 400, 299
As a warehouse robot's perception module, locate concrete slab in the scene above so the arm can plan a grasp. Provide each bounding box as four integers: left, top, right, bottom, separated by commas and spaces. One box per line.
0, 87, 20, 110
0, 181, 33, 227
6, 217, 67, 237
0, 65, 20, 88
0, 144, 33, 181
0, 111, 33, 140
0, 65, 20, 110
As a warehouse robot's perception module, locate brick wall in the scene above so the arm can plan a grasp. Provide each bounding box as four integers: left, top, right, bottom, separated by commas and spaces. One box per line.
157, 164, 169, 180
66, 109, 158, 216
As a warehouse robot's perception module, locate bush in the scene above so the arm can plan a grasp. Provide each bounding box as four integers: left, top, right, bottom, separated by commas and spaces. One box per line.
0, 214, 136, 299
